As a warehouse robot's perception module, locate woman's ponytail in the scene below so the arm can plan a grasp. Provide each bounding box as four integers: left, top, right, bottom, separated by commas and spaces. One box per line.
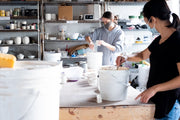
167, 13, 180, 30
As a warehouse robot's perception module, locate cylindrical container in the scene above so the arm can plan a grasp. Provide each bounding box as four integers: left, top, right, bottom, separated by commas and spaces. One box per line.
31, 25, 35, 30
0, 61, 62, 120
27, 25, 30, 30
22, 36, 30, 44
14, 21, 17, 29
14, 36, 21, 45
45, 13, 51, 21
21, 7, 25, 16
51, 14, 56, 21
44, 51, 61, 62
17, 21, 21, 29
1, 10, 5, 16
98, 66, 129, 101
6, 11, 10, 17
10, 22, 15, 30
22, 21, 27, 30
138, 64, 150, 89
87, 52, 103, 70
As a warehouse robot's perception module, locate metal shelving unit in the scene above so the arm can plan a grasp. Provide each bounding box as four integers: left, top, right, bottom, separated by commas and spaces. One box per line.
45, 40, 87, 42
41, 0, 104, 61
0, 1, 41, 60
106, 1, 147, 5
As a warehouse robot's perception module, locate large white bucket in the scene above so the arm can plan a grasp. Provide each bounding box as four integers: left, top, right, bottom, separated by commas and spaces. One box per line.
0, 61, 62, 120
87, 52, 103, 70
138, 64, 150, 89
44, 51, 61, 62
98, 66, 129, 101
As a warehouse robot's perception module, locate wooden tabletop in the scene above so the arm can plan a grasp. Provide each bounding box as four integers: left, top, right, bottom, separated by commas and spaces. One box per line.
59, 80, 155, 120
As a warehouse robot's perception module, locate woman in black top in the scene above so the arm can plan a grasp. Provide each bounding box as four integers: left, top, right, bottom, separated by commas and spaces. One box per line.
116, 0, 180, 119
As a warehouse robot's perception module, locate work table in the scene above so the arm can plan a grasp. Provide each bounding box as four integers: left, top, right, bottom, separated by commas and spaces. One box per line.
59, 80, 155, 120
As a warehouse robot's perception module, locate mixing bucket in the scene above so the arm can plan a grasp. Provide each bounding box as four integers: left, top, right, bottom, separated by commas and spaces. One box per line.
98, 66, 129, 101
87, 52, 103, 70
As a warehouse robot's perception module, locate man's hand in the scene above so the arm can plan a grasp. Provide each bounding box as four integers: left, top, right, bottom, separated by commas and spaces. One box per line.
89, 41, 94, 50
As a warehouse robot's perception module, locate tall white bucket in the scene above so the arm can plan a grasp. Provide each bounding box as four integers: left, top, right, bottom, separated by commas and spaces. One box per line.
0, 61, 62, 120
87, 52, 103, 70
98, 66, 129, 101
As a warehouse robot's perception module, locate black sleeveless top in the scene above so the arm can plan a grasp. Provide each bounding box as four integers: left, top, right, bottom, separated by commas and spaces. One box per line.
147, 31, 180, 118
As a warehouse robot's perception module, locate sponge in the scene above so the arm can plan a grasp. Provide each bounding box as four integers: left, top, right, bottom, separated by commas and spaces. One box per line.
0, 53, 16, 68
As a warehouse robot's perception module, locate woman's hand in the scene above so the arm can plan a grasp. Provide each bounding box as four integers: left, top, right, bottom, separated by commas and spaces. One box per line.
135, 86, 158, 103
89, 41, 94, 50
116, 56, 126, 66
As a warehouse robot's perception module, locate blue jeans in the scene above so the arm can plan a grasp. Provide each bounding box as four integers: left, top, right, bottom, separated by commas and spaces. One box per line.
155, 100, 180, 120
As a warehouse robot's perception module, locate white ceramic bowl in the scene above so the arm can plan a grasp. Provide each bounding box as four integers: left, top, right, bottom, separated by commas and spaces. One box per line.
6, 40, 13, 45
70, 33, 79, 40
0, 46, 9, 54
17, 54, 24, 60
49, 37, 57, 40
28, 55, 35, 59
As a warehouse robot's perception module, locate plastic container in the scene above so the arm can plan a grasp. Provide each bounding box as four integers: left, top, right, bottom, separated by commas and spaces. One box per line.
87, 52, 103, 70
98, 66, 129, 101
0, 61, 62, 120
44, 51, 61, 62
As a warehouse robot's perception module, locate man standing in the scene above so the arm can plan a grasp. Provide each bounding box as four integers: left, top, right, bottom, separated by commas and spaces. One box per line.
85, 11, 124, 65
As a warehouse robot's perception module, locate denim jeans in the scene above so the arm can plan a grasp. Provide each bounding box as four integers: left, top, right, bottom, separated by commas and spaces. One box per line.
155, 100, 180, 120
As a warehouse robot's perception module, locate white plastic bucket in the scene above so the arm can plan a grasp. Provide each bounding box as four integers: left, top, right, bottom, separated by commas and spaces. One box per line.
87, 52, 103, 70
98, 66, 129, 101
138, 64, 150, 89
0, 61, 62, 120
44, 51, 61, 62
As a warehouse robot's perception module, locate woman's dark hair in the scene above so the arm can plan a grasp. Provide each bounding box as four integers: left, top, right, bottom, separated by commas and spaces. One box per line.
142, 0, 180, 30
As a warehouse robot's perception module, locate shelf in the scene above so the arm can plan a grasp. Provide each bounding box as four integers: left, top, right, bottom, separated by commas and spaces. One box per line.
106, 1, 147, 5
44, 1, 104, 5
132, 43, 151, 45
45, 40, 87, 42
45, 20, 101, 23
11, 16, 38, 20
0, 44, 38, 47
0, 30, 38, 32
17, 58, 39, 61
0, 1, 38, 5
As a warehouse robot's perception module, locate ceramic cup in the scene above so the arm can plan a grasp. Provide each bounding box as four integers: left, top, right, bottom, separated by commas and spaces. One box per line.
45, 13, 51, 21
17, 53, 24, 60
14, 36, 21, 45
51, 14, 56, 21
22, 36, 30, 44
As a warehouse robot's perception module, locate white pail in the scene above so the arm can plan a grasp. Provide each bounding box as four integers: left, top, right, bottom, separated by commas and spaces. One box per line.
138, 64, 150, 88
0, 61, 62, 120
44, 51, 61, 62
98, 66, 129, 101
87, 52, 103, 70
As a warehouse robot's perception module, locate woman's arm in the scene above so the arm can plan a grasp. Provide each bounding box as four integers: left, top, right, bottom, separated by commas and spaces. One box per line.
116, 48, 151, 66
135, 63, 180, 103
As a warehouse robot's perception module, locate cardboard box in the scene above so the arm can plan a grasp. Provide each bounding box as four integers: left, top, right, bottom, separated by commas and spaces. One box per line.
58, 6, 73, 20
